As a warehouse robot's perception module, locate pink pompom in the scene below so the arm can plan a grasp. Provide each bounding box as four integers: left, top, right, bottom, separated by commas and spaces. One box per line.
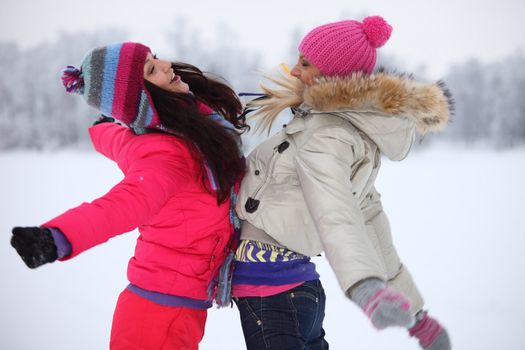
61, 65, 84, 94
362, 16, 393, 48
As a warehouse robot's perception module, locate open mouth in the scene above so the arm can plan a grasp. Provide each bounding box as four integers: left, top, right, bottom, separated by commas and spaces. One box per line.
170, 72, 180, 84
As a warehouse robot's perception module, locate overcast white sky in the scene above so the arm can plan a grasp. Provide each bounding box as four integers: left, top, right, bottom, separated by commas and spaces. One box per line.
1, 0, 524, 78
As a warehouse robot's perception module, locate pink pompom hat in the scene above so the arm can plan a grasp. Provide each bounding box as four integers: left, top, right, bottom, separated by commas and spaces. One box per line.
298, 16, 393, 76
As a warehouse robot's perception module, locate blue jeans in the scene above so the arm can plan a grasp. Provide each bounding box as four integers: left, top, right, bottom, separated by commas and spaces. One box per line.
234, 279, 329, 350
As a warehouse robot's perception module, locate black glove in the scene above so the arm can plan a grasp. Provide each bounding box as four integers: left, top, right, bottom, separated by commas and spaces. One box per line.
93, 115, 115, 126
11, 227, 58, 269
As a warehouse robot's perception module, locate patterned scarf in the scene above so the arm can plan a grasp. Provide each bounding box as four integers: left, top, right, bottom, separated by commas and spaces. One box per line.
197, 102, 243, 307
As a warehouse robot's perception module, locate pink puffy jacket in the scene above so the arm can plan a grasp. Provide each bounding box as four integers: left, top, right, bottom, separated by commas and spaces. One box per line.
44, 123, 232, 300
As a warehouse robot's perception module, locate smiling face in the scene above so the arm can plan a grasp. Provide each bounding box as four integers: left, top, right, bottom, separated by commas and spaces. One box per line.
290, 55, 322, 85
143, 52, 190, 94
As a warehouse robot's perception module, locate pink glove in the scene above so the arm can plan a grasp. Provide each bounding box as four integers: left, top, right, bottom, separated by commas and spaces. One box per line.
350, 278, 415, 330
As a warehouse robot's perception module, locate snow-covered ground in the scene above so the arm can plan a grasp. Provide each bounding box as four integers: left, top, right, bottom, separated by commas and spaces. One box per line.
1, 145, 524, 349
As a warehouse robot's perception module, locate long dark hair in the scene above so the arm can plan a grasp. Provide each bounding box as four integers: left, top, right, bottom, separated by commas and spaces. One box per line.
144, 62, 247, 204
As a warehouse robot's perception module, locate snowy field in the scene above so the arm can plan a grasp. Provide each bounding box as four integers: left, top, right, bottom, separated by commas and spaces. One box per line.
1, 145, 524, 349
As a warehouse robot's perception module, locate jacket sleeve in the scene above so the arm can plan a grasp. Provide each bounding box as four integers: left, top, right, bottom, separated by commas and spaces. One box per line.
43, 138, 192, 260
294, 123, 387, 293
88, 123, 135, 172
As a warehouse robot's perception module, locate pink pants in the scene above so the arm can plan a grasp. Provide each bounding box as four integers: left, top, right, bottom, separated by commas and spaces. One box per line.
110, 289, 207, 350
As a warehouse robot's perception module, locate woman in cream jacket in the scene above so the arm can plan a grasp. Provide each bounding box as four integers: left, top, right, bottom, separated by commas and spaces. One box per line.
233, 16, 453, 350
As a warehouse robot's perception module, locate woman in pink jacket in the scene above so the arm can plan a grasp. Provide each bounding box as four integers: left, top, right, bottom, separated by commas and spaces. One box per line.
10, 42, 246, 349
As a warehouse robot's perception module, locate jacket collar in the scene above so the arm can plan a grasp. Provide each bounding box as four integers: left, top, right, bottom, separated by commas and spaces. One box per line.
247, 70, 453, 136
284, 107, 309, 134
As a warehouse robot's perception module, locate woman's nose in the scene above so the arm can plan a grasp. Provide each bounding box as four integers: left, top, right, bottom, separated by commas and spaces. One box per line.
161, 60, 171, 71
290, 65, 300, 77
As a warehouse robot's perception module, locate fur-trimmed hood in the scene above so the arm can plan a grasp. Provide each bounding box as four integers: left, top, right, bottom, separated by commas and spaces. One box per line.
247, 70, 453, 160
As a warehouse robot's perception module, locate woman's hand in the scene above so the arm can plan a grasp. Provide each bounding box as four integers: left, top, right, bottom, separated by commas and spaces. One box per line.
10, 227, 58, 268
349, 278, 415, 330
93, 115, 116, 126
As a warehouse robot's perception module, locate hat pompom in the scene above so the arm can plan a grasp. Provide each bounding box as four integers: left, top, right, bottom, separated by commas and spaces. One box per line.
362, 16, 392, 48
61, 65, 84, 94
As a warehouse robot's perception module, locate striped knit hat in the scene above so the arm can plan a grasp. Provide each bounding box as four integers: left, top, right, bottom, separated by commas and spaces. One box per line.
61, 42, 160, 134
298, 16, 393, 76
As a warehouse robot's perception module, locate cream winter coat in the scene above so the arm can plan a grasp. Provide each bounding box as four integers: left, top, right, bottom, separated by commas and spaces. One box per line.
236, 71, 452, 312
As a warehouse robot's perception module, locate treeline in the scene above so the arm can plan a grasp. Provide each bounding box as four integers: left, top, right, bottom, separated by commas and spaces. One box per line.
441, 53, 525, 147
0, 25, 261, 150
0, 26, 523, 150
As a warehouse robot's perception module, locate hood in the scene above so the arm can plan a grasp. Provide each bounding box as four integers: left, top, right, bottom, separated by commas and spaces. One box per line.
247, 70, 453, 160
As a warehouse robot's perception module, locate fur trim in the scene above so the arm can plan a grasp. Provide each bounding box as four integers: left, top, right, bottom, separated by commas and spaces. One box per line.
247, 69, 453, 135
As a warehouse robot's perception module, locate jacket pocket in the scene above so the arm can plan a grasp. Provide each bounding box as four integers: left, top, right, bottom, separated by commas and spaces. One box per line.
189, 232, 225, 278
